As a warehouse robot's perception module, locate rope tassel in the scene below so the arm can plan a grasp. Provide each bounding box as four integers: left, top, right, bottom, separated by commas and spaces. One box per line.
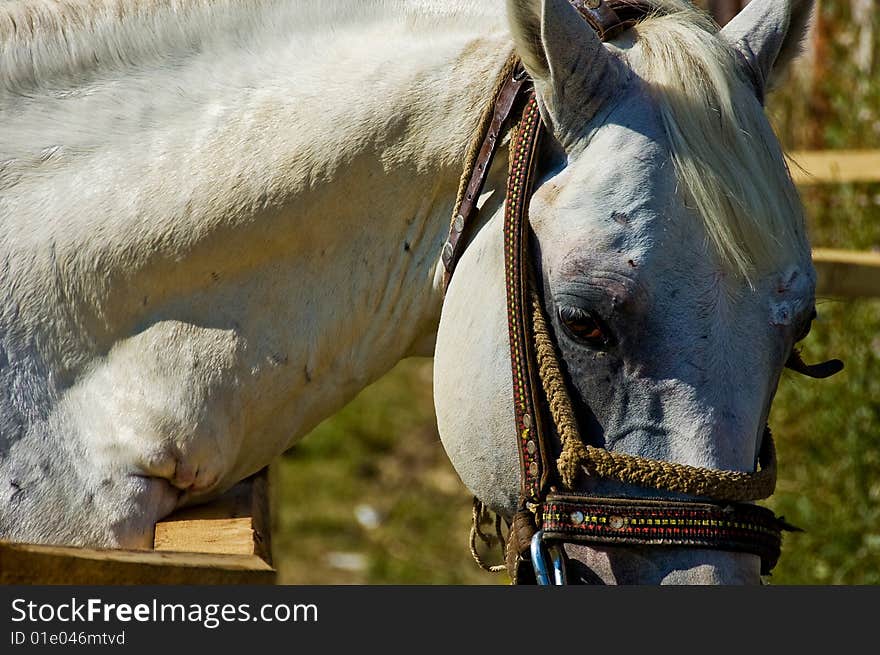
469, 498, 507, 573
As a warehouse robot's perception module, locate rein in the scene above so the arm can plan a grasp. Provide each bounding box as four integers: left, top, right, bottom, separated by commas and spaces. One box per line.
441, 0, 833, 584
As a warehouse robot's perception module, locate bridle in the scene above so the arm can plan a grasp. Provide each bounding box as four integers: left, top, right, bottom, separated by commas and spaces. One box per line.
441, 0, 842, 584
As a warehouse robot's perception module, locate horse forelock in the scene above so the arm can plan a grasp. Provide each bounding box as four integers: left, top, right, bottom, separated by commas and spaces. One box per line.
624, 0, 810, 284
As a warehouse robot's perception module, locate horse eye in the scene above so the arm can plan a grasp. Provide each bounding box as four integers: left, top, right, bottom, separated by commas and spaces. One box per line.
558, 306, 611, 348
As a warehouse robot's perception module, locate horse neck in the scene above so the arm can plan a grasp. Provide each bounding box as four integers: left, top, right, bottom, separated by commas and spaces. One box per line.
1, 1, 514, 452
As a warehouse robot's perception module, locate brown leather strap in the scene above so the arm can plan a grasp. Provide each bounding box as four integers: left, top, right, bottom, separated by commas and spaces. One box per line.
505, 510, 538, 584
785, 349, 844, 379
441, 64, 530, 290
503, 95, 550, 509
570, 0, 655, 41
475, 0, 657, 582
496, 1, 660, 581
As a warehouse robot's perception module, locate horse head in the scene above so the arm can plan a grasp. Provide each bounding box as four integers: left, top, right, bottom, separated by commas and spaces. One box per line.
435, 0, 821, 584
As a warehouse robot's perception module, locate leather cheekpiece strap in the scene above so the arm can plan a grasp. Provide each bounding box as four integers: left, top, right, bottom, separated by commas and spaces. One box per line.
441, 64, 529, 290
570, 0, 655, 41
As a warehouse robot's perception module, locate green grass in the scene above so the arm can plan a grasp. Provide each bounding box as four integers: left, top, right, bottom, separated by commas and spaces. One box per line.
274, 2, 879, 585
768, 300, 880, 584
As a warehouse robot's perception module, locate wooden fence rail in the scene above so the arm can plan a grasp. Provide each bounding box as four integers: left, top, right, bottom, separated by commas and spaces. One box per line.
787, 150, 880, 185
813, 248, 880, 299
786, 149, 880, 299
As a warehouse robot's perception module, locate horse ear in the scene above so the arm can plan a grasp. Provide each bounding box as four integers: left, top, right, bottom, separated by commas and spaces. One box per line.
506, 0, 622, 147
720, 0, 815, 100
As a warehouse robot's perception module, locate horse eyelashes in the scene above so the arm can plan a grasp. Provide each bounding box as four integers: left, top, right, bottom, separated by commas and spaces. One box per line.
558, 305, 613, 348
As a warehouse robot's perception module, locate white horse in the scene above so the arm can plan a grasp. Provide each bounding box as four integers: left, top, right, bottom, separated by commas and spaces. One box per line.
0, 0, 817, 584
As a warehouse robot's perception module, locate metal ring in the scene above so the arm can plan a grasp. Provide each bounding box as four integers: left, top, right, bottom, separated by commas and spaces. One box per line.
530, 530, 553, 585
531, 531, 568, 585
548, 543, 568, 585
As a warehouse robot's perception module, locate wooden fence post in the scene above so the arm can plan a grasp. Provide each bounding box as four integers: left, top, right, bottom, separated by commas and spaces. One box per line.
808, 0, 831, 149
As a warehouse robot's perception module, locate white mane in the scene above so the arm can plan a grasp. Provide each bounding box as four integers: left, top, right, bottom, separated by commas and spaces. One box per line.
631, 0, 808, 282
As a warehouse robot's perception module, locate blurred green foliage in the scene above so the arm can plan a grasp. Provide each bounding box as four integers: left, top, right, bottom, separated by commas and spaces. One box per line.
275, 1, 879, 585
764, 0, 880, 585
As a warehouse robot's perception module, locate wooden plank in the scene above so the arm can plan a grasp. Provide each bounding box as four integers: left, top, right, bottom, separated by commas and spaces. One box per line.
813, 248, 880, 298
154, 469, 272, 564
0, 468, 276, 584
0, 542, 274, 585
788, 150, 880, 185
154, 517, 257, 557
